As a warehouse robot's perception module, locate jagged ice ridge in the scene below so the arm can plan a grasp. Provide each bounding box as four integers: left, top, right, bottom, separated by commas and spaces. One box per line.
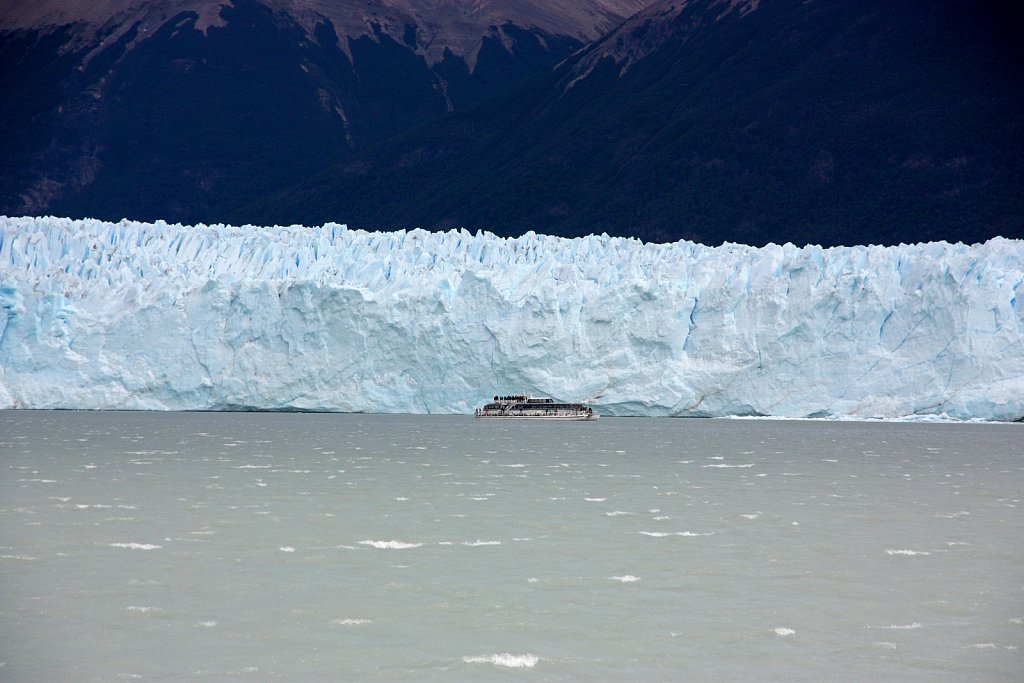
1, 216, 1022, 419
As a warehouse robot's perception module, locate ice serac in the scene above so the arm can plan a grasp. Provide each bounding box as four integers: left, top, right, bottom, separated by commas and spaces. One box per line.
1, 216, 1022, 420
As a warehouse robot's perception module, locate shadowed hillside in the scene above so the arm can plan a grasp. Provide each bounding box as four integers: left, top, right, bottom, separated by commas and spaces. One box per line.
244, 0, 1024, 246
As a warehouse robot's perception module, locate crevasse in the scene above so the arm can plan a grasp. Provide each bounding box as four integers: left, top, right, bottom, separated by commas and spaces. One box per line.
1, 216, 1022, 419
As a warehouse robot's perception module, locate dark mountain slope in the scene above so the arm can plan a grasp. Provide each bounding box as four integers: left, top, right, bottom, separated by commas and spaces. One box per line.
0, 0, 648, 223
248, 0, 1024, 246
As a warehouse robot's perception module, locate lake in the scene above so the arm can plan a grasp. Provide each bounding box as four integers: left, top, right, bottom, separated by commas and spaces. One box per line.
1, 411, 1021, 680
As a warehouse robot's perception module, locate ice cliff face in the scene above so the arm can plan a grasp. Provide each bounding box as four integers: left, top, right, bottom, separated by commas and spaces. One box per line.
1, 216, 1022, 419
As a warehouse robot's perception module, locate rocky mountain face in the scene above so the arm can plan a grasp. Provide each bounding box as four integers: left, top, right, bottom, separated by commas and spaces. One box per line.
0, 0, 650, 222
247, 0, 1024, 246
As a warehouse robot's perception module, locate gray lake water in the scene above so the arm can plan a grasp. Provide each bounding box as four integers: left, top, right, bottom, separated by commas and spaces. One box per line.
1, 411, 1022, 681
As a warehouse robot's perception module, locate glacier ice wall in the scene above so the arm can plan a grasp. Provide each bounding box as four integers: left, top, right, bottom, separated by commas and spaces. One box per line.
1, 216, 1023, 419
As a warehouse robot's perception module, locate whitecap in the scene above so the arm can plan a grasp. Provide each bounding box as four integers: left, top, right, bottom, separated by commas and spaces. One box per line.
197, 621, 217, 627
886, 623, 922, 630
462, 540, 501, 546
110, 543, 162, 550
702, 463, 755, 468
773, 627, 795, 636
741, 513, 761, 520
359, 540, 423, 550
640, 531, 712, 537
333, 618, 371, 625
886, 549, 930, 556
462, 653, 538, 668
279, 546, 295, 553
584, 497, 607, 502
611, 575, 640, 582
605, 511, 631, 517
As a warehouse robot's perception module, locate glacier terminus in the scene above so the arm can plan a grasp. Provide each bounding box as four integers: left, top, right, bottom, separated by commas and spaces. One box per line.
1, 217, 1022, 420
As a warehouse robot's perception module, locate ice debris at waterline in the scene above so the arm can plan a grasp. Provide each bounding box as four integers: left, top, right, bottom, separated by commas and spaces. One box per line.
1, 216, 1022, 420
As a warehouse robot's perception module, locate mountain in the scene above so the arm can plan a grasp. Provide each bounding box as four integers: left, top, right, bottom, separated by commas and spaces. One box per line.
0, 0, 650, 223
246, 0, 1024, 246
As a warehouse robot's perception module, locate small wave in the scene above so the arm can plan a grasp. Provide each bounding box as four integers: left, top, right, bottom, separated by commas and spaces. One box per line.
702, 463, 755, 468
640, 531, 712, 538
463, 653, 538, 669
197, 620, 217, 627
126, 606, 161, 613
886, 549, 930, 556
359, 540, 423, 550
611, 575, 640, 582
741, 513, 761, 520
886, 623, 922, 630
110, 543, 162, 550
605, 511, 631, 517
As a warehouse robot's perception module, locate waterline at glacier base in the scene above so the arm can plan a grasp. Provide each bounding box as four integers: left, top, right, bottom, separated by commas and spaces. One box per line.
1, 217, 1022, 421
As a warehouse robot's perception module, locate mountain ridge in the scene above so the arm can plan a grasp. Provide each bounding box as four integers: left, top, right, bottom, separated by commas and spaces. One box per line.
1, 0, 651, 222
1, 0, 651, 66
242, 0, 1023, 246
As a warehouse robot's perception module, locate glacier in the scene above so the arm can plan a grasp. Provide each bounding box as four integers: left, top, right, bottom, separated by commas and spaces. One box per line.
1, 216, 1022, 420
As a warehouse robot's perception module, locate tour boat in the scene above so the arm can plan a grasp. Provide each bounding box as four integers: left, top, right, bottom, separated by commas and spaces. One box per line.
474, 394, 598, 420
